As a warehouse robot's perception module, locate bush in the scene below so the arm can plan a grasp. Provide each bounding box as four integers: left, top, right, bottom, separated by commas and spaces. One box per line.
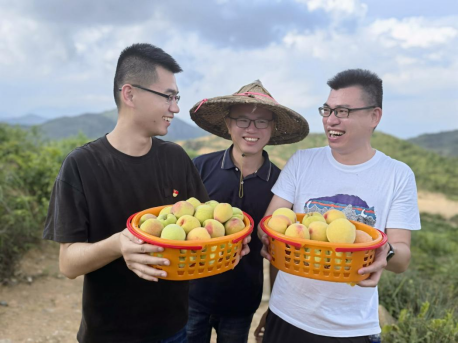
0, 124, 89, 281
379, 213, 458, 342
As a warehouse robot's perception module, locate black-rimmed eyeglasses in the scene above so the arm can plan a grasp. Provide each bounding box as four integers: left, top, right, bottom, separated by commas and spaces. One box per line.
119, 84, 180, 104
227, 116, 273, 129
318, 106, 377, 118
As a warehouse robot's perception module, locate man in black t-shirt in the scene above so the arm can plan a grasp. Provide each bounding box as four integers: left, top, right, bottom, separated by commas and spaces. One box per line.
187, 81, 309, 342
43, 44, 232, 342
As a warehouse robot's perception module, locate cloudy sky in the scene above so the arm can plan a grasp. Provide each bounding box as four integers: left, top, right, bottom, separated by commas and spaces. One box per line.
1, 0, 457, 139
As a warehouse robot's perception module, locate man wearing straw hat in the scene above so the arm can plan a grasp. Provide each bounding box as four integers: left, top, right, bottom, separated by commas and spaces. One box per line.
43, 43, 214, 343
257, 69, 421, 342
187, 80, 309, 342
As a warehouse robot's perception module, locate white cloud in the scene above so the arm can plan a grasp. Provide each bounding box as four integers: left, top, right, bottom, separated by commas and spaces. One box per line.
369, 17, 458, 49
296, 0, 367, 17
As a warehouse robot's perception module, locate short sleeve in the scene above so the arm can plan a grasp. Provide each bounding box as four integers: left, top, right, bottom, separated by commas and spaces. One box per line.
43, 157, 90, 243
386, 168, 421, 230
271, 151, 300, 203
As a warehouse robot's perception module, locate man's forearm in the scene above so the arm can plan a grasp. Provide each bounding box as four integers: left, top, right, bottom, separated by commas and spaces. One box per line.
385, 242, 411, 273
59, 233, 122, 279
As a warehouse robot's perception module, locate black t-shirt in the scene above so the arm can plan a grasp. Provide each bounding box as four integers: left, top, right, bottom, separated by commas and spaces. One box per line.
43, 136, 209, 343
190, 147, 280, 316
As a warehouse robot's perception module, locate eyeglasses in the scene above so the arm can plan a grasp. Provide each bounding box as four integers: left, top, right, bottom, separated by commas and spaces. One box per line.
227, 116, 273, 129
119, 84, 180, 104
318, 105, 377, 118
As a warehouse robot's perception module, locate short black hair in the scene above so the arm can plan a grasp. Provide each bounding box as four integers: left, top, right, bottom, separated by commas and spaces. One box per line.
113, 43, 182, 108
327, 69, 383, 108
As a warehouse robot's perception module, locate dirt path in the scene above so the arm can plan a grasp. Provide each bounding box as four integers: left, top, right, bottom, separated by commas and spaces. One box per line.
0, 192, 456, 343
0, 241, 269, 343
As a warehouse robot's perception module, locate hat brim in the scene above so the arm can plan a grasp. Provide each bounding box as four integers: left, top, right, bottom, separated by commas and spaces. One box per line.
190, 95, 309, 145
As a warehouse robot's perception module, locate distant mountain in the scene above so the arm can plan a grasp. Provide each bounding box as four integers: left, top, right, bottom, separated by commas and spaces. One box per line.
38, 113, 116, 140
35, 109, 208, 141
0, 114, 48, 126
408, 130, 458, 158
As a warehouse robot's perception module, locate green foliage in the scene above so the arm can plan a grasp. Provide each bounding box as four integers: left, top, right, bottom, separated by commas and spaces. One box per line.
379, 213, 458, 342
0, 124, 89, 281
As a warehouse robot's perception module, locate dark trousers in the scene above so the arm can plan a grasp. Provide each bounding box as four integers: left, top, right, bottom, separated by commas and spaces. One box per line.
186, 304, 254, 343
153, 326, 187, 343
263, 309, 372, 343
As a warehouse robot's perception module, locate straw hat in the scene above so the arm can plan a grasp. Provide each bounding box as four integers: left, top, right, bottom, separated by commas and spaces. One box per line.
190, 80, 309, 145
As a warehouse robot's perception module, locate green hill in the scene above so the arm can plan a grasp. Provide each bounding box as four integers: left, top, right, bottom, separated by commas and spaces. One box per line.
180, 132, 458, 200
35, 109, 208, 141
408, 129, 458, 158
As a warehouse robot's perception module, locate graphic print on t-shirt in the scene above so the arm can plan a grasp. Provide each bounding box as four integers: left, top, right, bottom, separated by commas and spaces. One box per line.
303, 194, 376, 226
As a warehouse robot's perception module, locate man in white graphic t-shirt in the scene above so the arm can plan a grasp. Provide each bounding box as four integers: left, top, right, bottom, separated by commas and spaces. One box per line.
255, 69, 421, 343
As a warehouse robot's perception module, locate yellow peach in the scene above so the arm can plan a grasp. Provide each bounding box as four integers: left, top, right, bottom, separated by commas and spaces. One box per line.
139, 218, 163, 237
284, 223, 310, 239
326, 218, 356, 243
268, 215, 291, 234
323, 209, 347, 224
224, 217, 245, 235
187, 227, 211, 241
308, 221, 328, 241
272, 208, 296, 224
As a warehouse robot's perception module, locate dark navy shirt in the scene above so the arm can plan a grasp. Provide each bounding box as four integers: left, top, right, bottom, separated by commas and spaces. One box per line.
189, 145, 281, 316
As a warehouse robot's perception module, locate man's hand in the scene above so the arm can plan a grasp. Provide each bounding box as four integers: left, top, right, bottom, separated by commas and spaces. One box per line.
254, 309, 268, 343
119, 228, 170, 282
240, 234, 251, 257
260, 232, 272, 261
357, 242, 389, 287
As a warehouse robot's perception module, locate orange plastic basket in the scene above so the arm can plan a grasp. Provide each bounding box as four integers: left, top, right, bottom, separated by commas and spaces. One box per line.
260, 213, 387, 284
126, 205, 254, 281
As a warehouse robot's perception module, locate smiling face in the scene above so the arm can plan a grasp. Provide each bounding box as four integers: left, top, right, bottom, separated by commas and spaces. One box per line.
131, 66, 180, 137
323, 86, 381, 159
226, 104, 274, 157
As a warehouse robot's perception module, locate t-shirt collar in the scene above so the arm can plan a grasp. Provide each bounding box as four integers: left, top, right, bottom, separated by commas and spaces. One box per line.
221, 145, 272, 181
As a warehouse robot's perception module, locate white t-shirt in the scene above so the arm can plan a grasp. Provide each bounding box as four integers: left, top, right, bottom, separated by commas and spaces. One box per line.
269, 146, 421, 337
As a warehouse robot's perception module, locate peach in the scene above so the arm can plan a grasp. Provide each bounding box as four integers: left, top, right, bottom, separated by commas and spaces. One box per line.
272, 208, 296, 224
213, 203, 233, 223
224, 217, 245, 235
186, 197, 201, 209
139, 213, 157, 226
323, 209, 347, 224
326, 218, 356, 243
159, 206, 172, 216
284, 224, 310, 239
157, 213, 177, 226
176, 215, 201, 234
194, 205, 214, 224
232, 207, 244, 220
139, 218, 164, 237
205, 200, 219, 209
160, 224, 186, 240
203, 219, 225, 238
302, 212, 326, 227
354, 230, 373, 243
268, 215, 291, 234
308, 221, 328, 242
187, 227, 211, 241
171, 201, 195, 218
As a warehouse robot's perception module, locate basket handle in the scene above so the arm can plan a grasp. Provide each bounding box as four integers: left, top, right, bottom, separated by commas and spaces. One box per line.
126, 213, 203, 250
232, 212, 254, 244
260, 217, 302, 249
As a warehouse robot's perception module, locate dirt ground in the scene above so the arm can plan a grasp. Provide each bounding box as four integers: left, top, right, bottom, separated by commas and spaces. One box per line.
0, 192, 456, 343
0, 241, 269, 343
